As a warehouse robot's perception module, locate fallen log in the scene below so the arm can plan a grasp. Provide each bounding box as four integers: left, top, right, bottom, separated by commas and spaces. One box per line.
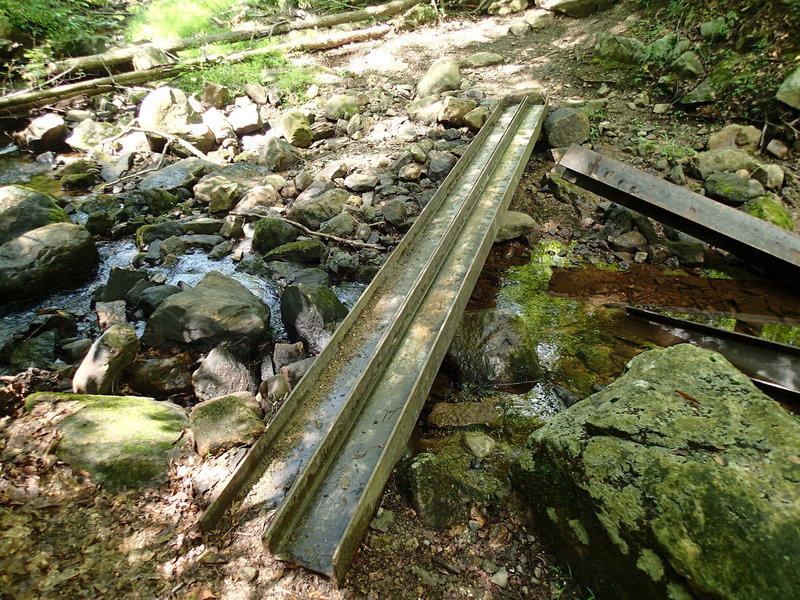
0, 25, 391, 117
47, 0, 418, 76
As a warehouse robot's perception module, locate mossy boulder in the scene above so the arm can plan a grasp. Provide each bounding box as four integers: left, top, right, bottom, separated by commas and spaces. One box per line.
280, 283, 348, 353
189, 391, 264, 456
263, 238, 326, 264
286, 188, 349, 230
398, 434, 511, 529
252, 217, 302, 254
0, 185, 69, 245
741, 195, 795, 231
30, 392, 189, 490
513, 344, 800, 600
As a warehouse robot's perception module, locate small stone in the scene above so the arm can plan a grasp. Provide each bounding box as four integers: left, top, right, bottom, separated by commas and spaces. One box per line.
491, 567, 509, 588
238, 566, 258, 582
462, 431, 496, 458
612, 230, 647, 250
767, 139, 789, 159
370, 508, 395, 533
653, 103, 671, 114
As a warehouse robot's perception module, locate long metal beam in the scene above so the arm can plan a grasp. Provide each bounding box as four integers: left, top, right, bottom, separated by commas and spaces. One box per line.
558, 145, 800, 277
197, 97, 547, 580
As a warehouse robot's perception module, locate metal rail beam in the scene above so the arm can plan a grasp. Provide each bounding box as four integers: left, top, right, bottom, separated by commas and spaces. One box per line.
558, 145, 800, 277
197, 98, 547, 581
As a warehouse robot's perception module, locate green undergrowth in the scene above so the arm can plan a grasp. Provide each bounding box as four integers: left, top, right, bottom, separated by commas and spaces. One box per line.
175, 40, 317, 103
127, 0, 245, 42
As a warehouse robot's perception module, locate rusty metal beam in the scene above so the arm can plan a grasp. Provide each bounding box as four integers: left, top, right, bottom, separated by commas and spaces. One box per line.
558, 145, 800, 277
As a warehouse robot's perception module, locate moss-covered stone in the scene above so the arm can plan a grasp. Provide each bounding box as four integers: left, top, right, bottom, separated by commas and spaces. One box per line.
252, 217, 302, 254
36, 393, 189, 490
0, 185, 69, 245
264, 238, 326, 264
742, 195, 795, 231
513, 344, 800, 600
189, 391, 264, 456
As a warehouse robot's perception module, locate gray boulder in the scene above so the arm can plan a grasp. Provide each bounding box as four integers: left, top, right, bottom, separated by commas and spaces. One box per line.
142, 271, 271, 353
407, 94, 445, 124
514, 344, 800, 600
344, 173, 379, 192
438, 97, 477, 127
14, 113, 67, 151
776, 64, 800, 110
127, 353, 194, 398
72, 324, 140, 394
487, 0, 528, 15
192, 345, 258, 402
52, 393, 188, 489
707, 124, 761, 152
138, 86, 214, 151
320, 212, 356, 237
704, 172, 764, 206
445, 308, 540, 385
687, 148, 759, 180
193, 173, 241, 212
417, 58, 461, 98
495, 211, 538, 242
251, 137, 301, 171
139, 157, 216, 193
537, 0, 616, 18
286, 188, 349, 229
460, 52, 504, 68
273, 341, 306, 372
228, 103, 263, 135
595, 34, 645, 64
0, 185, 68, 245
670, 51, 704, 79
544, 107, 590, 148
252, 217, 302, 253
427, 151, 458, 182
280, 283, 349, 354
10, 330, 57, 372
264, 239, 327, 264
190, 391, 264, 456
0, 223, 98, 302
65, 118, 117, 153
463, 106, 490, 131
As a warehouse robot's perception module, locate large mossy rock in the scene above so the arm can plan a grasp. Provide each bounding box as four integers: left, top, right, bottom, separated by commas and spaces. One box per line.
30, 392, 188, 490
513, 344, 800, 600
444, 308, 541, 385
280, 283, 348, 354
0, 185, 69, 245
0, 223, 98, 302
286, 188, 349, 230
142, 270, 270, 354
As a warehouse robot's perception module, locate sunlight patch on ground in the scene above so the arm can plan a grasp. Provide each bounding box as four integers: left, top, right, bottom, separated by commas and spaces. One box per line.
346, 48, 409, 74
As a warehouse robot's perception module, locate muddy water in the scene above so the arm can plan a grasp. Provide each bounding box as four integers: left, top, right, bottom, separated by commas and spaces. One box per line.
442, 238, 800, 422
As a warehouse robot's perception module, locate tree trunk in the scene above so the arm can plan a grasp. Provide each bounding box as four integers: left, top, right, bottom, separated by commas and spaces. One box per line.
47, 0, 417, 76
0, 25, 392, 117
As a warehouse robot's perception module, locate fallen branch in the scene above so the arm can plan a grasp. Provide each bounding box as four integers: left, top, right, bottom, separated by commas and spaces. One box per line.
232, 214, 386, 250
0, 25, 391, 117
48, 0, 417, 76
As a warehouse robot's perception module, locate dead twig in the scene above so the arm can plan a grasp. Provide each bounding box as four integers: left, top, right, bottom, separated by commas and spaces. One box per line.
231, 213, 386, 250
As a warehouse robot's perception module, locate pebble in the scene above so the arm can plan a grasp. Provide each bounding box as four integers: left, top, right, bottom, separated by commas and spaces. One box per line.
238, 566, 258, 581
491, 567, 509, 588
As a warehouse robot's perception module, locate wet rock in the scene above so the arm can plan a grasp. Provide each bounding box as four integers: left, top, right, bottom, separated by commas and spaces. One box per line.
101, 267, 150, 302
0, 185, 68, 245
139, 157, 215, 194
595, 34, 645, 64
10, 330, 57, 372
544, 107, 590, 148
264, 238, 326, 264
127, 353, 194, 398
128, 283, 182, 315
496, 211, 538, 243
344, 173, 379, 192
0, 223, 98, 302
707, 124, 761, 152
14, 113, 67, 151
427, 151, 458, 183
280, 283, 349, 353
190, 391, 264, 456
382, 199, 408, 227
192, 345, 258, 402
48, 393, 188, 489
704, 172, 764, 205
279, 356, 315, 387
461, 52, 504, 68
513, 344, 800, 600
142, 271, 271, 354
741, 195, 794, 230
428, 401, 504, 428
438, 97, 477, 127
135, 222, 184, 249
445, 309, 540, 385
252, 217, 302, 254
138, 86, 214, 151
776, 64, 800, 110
287, 188, 349, 229
463, 431, 497, 458
65, 118, 116, 153
407, 94, 445, 124
273, 341, 306, 372
72, 324, 140, 394
417, 58, 461, 98
277, 109, 313, 148
463, 106, 489, 132
320, 212, 356, 237
687, 148, 758, 180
